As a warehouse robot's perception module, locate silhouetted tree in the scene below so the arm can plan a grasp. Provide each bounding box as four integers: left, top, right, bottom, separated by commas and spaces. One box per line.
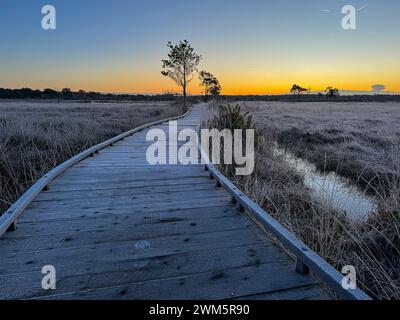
326, 86, 340, 98
290, 84, 308, 95
199, 70, 222, 101
161, 40, 202, 109
61, 88, 72, 99
209, 82, 221, 97
43, 88, 58, 99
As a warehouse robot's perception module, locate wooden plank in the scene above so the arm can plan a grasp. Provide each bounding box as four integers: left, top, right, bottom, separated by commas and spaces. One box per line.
51, 171, 207, 182
47, 175, 209, 189
1, 207, 248, 238
34, 182, 216, 202
33, 185, 226, 201
0, 216, 257, 254
0, 228, 271, 274
45, 177, 210, 192
28, 191, 230, 211
34, 262, 314, 300
17, 200, 233, 224
0, 243, 288, 299
0, 239, 271, 278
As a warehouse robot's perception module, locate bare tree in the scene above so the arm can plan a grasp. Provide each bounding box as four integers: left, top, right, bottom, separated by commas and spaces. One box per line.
161, 40, 202, 109
199, 70, 222, 101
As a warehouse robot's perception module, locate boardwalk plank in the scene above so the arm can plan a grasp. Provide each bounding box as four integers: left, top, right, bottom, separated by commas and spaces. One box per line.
45, 177, 210, 192
0, 228, 271, 274
17, 201, 233, 224
36, 263, 314, 300
1, 210, 249, 239
28, 189, 230, 208
36, 182, 214, 200
0, 218, 257, 254
12, 206, 239, 233
0, 243, 288, 299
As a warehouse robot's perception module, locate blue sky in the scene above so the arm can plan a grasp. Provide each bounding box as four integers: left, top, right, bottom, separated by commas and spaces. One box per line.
1, 0, 399, 94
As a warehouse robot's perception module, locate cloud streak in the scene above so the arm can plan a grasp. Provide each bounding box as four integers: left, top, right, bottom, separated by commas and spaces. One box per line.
372, 84, 386, 92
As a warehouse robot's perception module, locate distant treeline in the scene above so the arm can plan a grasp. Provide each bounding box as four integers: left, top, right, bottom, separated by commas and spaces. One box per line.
1, 88, 400, 103
223, 94, 400, 103
0, 88, 178, 101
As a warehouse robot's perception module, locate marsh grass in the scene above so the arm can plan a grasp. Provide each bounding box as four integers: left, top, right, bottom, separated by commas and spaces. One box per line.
241, 101, 400, 197
206, 103, 400, 299
0, 101, 181, 215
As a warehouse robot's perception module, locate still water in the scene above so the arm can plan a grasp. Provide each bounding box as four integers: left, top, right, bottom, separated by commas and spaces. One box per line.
274, 147, 377, 220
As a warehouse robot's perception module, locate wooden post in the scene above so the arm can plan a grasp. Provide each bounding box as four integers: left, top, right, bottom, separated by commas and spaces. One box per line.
43, 185, 49, 191
295, 258, 310, 275
216, 181, 222, 188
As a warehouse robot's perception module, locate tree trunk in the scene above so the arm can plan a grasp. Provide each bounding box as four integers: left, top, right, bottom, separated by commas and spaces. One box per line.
183, 85, 187, 110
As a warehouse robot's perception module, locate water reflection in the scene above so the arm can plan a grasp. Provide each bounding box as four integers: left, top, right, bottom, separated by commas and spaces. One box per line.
274, 147, 377, 220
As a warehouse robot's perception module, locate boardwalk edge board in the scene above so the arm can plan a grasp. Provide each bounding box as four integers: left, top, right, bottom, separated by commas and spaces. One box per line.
0, 107, 193, 237
195, 126, 372, 301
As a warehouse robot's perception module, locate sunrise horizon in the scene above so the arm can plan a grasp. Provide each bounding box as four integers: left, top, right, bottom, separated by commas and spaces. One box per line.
2, 82, 399, 96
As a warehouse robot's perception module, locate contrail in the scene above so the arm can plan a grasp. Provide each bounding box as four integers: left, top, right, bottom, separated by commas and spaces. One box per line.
358, 3, 368, 11
320, 3, 368, 13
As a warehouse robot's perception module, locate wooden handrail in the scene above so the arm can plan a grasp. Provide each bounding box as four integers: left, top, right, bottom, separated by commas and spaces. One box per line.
0, 107, 193, 238
196, 127, 372, 301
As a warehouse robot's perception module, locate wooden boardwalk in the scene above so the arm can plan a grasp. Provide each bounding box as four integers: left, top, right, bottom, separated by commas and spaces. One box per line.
0, 105, 333, 300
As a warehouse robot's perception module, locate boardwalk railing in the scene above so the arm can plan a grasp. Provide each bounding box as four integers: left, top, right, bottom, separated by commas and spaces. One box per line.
0, 108, 192, 238
196, 127, 372, 301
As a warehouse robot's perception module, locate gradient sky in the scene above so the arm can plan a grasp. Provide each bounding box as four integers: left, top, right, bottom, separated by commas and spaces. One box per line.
1, 0, 399, 94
